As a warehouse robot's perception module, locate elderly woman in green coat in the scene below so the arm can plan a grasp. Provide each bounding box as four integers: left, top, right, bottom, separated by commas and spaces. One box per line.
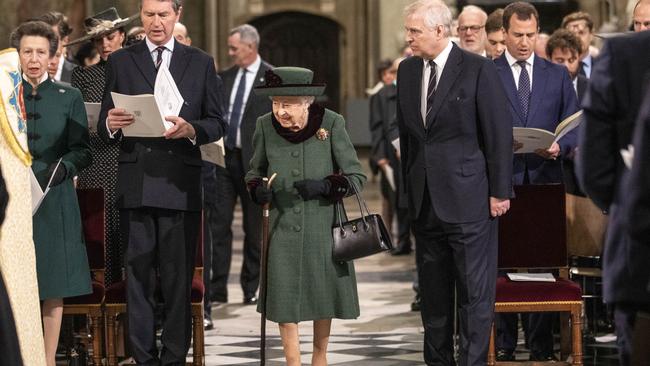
246, 67, 366, 366
11, 21, 92, 366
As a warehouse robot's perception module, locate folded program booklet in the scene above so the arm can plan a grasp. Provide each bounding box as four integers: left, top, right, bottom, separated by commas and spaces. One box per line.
513, 110, 583, 154
506, 273, 556, 282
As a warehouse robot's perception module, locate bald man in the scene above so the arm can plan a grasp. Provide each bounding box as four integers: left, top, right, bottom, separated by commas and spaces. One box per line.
457, 5, 488, 56
173, 22, 192, 46
633, 0, 650, 31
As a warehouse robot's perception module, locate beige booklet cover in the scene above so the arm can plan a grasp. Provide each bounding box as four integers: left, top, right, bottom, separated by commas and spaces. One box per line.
513, 110, 583, 154
200, 138, 225, 168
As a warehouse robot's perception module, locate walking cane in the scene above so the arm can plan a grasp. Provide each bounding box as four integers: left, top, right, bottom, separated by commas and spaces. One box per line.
260, 173, 277, 366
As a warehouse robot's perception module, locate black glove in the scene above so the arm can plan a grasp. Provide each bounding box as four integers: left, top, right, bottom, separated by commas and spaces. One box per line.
251, 185, 273, 205
46, 162, 67, 187
293, 179, 331, 201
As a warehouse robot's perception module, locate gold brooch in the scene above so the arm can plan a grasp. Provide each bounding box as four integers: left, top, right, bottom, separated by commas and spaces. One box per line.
316, 128, 329, 141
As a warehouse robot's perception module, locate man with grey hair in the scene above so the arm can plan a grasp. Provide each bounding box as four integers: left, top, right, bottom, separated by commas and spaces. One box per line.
173, 22, 191, 45
211, 24, 273, 306
457, 5, 488, 56
397, 0, 512, 364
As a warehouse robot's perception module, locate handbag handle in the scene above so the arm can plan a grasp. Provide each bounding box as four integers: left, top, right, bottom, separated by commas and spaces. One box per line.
334, 176, 370, 234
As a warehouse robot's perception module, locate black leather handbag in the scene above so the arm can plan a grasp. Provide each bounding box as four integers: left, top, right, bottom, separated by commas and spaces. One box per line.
332, 178, 393, 262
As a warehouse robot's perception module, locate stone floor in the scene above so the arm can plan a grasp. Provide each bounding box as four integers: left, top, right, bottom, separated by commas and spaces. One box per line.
58, 152, 620, 365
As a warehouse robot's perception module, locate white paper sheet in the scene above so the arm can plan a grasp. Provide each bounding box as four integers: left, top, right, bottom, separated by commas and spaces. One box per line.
200, 138, 225, 168
391, 138, 400, 153
154, 64, 184, 130
84, 102, 101, 132
506, 272, 556, 282
621, 144, 634, 169
31, 158, 62, 215
111, 92, 167, 137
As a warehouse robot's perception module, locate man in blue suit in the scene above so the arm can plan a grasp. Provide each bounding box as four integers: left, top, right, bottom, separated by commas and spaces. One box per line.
493, 2, 579, 361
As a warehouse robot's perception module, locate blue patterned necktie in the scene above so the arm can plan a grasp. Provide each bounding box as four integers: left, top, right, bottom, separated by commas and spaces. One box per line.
579, 61, 587, 77
517, 60, 530, 120
226, 69, 248, 150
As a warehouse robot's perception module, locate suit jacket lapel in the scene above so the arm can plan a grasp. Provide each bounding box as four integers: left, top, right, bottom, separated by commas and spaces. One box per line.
130, 41, 157, 89
495, 55, 525, 125
527, 55, 547, 126
169, 41, 191, 86
426, 44, 462, 129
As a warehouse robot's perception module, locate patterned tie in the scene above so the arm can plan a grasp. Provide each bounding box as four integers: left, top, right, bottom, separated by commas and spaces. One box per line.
154, 46, 165, 70
226, 69, 248, 150
578, 61, 587, 77
425, 60, 437, 125
517, 60, 530, 120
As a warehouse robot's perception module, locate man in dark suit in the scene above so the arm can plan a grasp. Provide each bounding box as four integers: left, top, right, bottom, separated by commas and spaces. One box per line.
211, 24, 272, 305
97, 0, 226, 364
579, 30, 650, 366
493, 3, 579, 361
38, 11, 76, 83
397, 1, 512, 364
547, 28, 588, 196
369, 57, 412, 255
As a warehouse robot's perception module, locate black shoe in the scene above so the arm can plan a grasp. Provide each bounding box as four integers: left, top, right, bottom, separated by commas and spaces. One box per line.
410, 295, 420, 311
529, 352, 558, 362
496, 349, 515, 361
243, 296, 258, 305
203, 316, 214, 330
210, 294, 227, 303
391, 244, 412, 256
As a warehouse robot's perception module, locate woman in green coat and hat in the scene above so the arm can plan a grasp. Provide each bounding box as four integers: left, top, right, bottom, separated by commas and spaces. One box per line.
11, 21, 92, 366
246, 67, 366, 366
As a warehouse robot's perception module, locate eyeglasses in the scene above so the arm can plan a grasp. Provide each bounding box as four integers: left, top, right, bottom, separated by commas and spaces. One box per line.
458, 25, 485, 33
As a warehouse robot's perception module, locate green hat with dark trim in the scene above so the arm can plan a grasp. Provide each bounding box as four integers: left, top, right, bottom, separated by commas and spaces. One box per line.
254, 67, 326, 96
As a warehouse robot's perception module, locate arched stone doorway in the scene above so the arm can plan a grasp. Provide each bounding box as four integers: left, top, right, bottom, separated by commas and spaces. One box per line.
250, 11, 341, 112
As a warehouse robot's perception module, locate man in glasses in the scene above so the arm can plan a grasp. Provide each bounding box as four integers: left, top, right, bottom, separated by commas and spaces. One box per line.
457, 5, 488, 56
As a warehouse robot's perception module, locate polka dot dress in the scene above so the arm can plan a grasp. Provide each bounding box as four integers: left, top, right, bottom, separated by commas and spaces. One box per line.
72, 61, 123, 286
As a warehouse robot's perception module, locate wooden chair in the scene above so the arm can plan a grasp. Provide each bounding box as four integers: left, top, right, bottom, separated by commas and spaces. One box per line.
63, 188, 106, 366
104, 214, 205, 366
487, 184, 583, 366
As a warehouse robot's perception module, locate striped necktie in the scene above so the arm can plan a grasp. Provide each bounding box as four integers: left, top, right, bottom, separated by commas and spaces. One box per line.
425, 60, 437, 124
154, 46, 166, 70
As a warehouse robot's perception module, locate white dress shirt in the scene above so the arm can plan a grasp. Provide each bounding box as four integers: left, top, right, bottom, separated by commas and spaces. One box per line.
421, 40, 453, 125
227, 55, 261, 148
504, 50, 534, 90
54, 54, 65, 81
145, 36, 175, 69
581, 54, 592, 79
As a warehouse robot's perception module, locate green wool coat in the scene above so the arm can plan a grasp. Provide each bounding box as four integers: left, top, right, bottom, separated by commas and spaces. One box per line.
246, 107, 366, 323
25, 78, 92, 300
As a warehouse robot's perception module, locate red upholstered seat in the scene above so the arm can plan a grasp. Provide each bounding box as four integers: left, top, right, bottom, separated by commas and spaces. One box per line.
496, 277, 582, 303
64, 280, 105, 305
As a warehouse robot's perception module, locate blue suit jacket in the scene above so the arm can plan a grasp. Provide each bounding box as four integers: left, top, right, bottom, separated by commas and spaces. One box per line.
495, 54, 579, 184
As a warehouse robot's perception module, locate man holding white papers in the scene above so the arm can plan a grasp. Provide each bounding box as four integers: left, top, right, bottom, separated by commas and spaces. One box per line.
97, 0, 226, 364
494, 2, 579, 186
493, 2, 579, 361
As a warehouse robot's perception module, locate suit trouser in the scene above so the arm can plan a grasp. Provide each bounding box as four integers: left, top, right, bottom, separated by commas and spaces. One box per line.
203, 203, 216, 317
496, 312, 553, 356
614, 302, 650, 366
414, 190, 497, 366
210, 149, 261, 301
124, 208, 199, 366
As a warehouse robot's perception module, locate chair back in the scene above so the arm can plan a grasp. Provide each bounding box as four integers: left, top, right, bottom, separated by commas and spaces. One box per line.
498, 184, 567, 269
76, 188, 105, 271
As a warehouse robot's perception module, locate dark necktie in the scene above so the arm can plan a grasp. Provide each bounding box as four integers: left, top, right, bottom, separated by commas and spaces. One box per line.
226, 69, 248, 150
425, 60, 437, 124
579, 61, 587, 77
154, 46, 165, 70
517, 60, 530, 120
